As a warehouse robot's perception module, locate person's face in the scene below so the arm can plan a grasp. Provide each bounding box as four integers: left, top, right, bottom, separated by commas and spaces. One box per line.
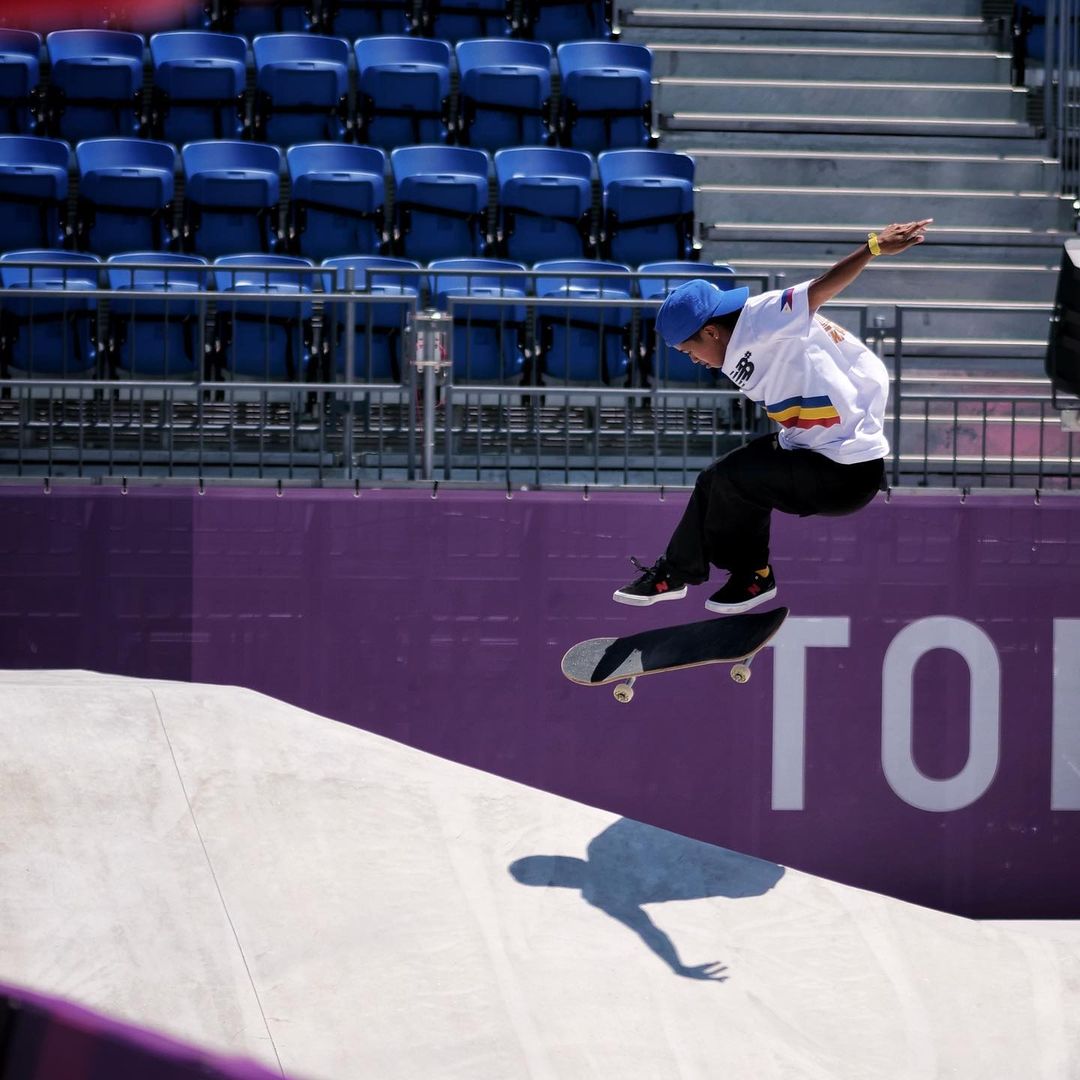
674, 322, 729, 370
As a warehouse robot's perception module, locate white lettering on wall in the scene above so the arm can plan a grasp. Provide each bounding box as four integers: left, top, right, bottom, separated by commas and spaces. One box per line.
881, 617, 1000, 812
770, 617, 851, 811
1052, 619, 1080, 811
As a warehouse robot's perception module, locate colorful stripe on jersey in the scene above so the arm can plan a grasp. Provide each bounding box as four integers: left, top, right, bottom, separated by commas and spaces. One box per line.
766, 394, 841, 429
781, 287, 795, 312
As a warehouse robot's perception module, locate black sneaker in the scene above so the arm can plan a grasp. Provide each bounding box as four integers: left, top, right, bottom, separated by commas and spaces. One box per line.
613, 556, 688, 606
705, 567, 777, 614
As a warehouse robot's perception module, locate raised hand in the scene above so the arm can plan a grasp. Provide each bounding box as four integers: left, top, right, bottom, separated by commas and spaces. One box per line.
874, 218, 933, 256
676, 961, 729, 982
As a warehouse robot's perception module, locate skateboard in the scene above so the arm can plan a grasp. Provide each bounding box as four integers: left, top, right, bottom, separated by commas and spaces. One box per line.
561, 606, 789, 703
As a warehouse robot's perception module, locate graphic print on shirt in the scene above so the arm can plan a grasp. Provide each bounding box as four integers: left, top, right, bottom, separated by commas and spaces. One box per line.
766, 394, 842, 430
730, 350, 754, 385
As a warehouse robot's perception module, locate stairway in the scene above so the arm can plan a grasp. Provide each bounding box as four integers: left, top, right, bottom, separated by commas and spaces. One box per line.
618, 0, 1073, 384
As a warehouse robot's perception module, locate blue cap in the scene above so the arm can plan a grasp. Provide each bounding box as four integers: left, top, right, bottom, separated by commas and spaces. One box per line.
655, 279, 749, 346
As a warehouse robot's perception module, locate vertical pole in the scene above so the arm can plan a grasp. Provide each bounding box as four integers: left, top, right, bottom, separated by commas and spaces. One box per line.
891, 308, 903, 488
422, 312, 437, 482
343, 267, 356, 481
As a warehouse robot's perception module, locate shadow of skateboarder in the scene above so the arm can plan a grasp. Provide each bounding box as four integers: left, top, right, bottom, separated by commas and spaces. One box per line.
509, 818, 784, 981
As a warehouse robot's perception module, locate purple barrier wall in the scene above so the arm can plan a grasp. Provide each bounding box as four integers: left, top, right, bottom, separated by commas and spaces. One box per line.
1, 484, 1078, 918
0, 981, 285, 1080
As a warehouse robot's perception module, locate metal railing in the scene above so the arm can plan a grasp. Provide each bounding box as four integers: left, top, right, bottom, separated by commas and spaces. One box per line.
0, 263, 1075, 489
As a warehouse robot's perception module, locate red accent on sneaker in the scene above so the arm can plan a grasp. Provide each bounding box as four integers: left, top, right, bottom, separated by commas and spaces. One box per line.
656, 581, 669, 593
748, 582, 761, 596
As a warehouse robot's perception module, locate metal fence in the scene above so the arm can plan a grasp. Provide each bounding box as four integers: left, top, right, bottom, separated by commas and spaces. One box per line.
1032, 0, 1080, 194
0, 262, 1074, 489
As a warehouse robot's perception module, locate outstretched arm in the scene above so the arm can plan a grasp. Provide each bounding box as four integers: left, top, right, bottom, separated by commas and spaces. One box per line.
597, 902, 727, 981
807, 219, 933, 316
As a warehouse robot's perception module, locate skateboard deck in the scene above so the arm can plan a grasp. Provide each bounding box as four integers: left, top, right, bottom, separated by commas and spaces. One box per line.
561, 606, 789, 702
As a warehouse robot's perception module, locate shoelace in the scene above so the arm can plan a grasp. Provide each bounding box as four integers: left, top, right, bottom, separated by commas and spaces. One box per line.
629, 555, 661, 583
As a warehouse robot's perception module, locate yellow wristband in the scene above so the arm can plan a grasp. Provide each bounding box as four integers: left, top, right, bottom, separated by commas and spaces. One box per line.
867, 232, 881, 257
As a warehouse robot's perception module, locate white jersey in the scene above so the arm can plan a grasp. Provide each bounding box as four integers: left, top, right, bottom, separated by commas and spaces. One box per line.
722, 281, 890, 464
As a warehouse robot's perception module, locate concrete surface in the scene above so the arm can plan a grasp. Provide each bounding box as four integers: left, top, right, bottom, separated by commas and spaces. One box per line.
1, 670, 1078, 1079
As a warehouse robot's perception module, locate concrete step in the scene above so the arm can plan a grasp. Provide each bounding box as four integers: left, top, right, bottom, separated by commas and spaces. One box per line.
662, 110, 1036, 140
661, 127, 1052, 156
721, 258, 1058, 303
617, 0, 985, 16
702, 234, 1070, 267
684, 148, 1059, 193
697, 184, 1072, 230
626, 26, 1003, 50
648, 42, 1012, 84
618, 11, 1004, 50
657, 77, 1027, 122
819, 300, 1052, 350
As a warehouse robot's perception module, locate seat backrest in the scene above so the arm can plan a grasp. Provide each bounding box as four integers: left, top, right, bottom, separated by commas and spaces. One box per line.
182, 140, 282, 177
455, 38, 550, 74
533, 258, 629, 297
0, 248, 99, 288
323, 254, 420, 292
525, 0, 609, 44
47, 29, 145, 65
214, 252, 313, 290
597, 148, 694, 186
428, 256, 525, 299
0, 134, 69, 170
76, 137, 177, 176
0, 30, 42, 58
355, 36, 451, 71
636, 261, 736, 300
150, 30, 247, 66
253, 33, 350, 69
107, 251, 208, 290
286, 142, 386, 179
390, 144, 489, 182
556, 40, 651, 77
494, 146, 591, 187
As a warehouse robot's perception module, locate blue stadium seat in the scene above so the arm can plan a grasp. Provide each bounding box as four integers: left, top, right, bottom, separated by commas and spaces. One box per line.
428, 257, 526, 381
320, 0, 412, 38
455, 39, 552, 151
0, 30, 42, 135
181, 141, 282, 259
287, 143, 386, 262
322, 254, 420, 380
494, 146, 592, 263
637, 260, 736, 385
355, 37, 451, 149
252, 34, 350, 145
149, 31, 247, 144
519, 0, 611, 44
106, 251, 207, 377
75, 139, 177, 256
598, 149, 695, 265
421, 0, 511, 42
210, 0, 309, 35
45, 30, 145, 141
533, 258, 631, 383
0, 135, 69, 251
556, 41, 652, 155
0, 250, 99, 376
390, 145, 490, 262
212, 254, 314, 380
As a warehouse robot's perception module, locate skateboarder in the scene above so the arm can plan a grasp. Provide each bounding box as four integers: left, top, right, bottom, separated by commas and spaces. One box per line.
614, 218, 932, 614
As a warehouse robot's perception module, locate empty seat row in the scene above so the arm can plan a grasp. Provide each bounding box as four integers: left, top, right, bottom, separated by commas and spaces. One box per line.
0, 137, 695, 267
191, 0, 611, 45
0, 30, 649, 154
0, 252, 735, 386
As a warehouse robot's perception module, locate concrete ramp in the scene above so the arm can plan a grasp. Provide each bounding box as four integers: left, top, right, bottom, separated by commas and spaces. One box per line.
1, 671, 1077, 1080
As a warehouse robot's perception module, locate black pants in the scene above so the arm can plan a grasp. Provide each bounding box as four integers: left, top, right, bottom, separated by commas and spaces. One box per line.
665, 434, 885, 583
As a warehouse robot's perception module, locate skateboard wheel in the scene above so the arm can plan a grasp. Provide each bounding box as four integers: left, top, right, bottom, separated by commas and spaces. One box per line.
613, 684, 634, 704
731, 664, 751, 684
